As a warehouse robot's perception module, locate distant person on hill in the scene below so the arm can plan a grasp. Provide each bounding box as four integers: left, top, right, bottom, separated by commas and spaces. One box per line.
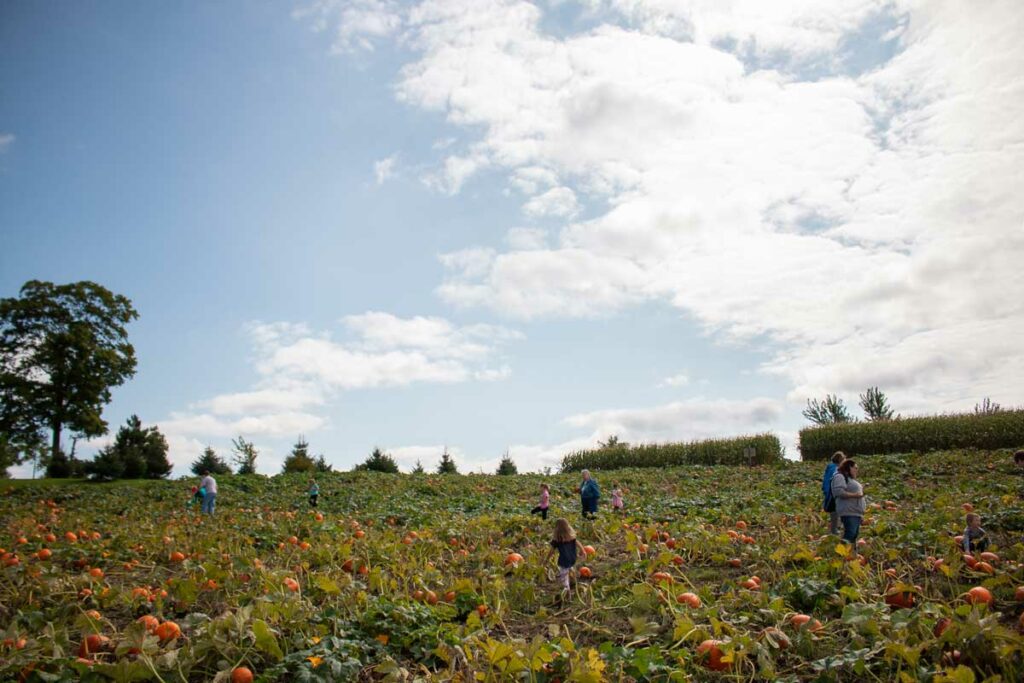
308, 478, 320, 508
823, 451, 845, 535
610, 483, 624, 513
962, 512, 989, 553
579, 470, 600, 519
830, 459, 866, 549
545, 518, 586, 593
200, 470, 218, 515
530, 483, 550, 520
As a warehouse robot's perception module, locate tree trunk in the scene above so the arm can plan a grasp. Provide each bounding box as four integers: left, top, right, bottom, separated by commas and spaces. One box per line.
51, 418, 62, 464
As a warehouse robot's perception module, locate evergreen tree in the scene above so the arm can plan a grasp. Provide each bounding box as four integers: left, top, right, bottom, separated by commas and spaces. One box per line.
231, 436, 258, 475
281, 437, 316, 474
190, 446, 231, 476
859, 387, 896, 421
496, 452, 517, 475
411, 459, 425, 474
436, 448, 458, 474
356, 447, 399, 473
802, 394, 853, 425
85, 415, 171, 480
314, 454, 333, 473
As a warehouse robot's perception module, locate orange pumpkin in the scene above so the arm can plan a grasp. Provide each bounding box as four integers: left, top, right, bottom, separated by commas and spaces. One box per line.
231, 668, 254, 683
677, 592, 701, 608
137, 615, 160, 634
964, 586, 993, 606
155, 621, 181, 642
696, 639, 728, 671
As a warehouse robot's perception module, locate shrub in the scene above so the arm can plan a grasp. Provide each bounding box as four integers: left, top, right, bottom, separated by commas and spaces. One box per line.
560, 433, 783, 472
799, 409, 1024, 460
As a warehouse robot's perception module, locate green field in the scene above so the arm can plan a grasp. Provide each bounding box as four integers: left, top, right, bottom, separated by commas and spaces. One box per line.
1, 449, 1022, 681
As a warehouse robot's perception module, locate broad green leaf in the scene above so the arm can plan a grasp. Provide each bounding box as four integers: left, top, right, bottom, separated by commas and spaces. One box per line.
253, 618, 284, 661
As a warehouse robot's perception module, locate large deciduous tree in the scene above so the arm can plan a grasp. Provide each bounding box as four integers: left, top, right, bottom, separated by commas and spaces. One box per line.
0, 281, 138, 477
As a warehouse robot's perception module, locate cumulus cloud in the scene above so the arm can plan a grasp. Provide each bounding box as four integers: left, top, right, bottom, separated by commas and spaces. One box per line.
522, 186, 580, 218
296, 0, 403, 52
157, 313, 521, 475
298, 0, 1024, 417
563, 397, 784, 439
374, 155, 398, 184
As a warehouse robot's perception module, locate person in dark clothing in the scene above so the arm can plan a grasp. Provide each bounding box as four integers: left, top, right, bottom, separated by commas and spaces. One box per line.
579, 470, 600, 519
545, 518, 586, 592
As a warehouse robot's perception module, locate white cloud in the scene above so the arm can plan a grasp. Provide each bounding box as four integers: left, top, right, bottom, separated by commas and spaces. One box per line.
0, 133, 14, 153
659, 373, 689, 387
522, 186, 580, 218
156, 313, 521, 476
374, 154, 398, 184
304, 0, 1022, 418
563, 397, 784, 440
297, 0, 403, 52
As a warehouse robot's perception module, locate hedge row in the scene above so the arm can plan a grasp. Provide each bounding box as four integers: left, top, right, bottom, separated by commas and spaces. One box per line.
799, 409, 1024, 461
559, 433, 783, 472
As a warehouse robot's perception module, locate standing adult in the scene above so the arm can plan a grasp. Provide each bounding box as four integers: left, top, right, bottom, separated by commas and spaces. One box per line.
822, 451, 845, 535
831, 459, 866, 549
200, 470, 218, 515
579, 469, 600, 519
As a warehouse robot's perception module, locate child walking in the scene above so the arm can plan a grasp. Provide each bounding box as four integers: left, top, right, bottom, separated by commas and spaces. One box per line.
610, 483, 624, 512
308, 479, 320, 508
530, 484, 550, 520
962, 512, 989, 553
545, 518, 586, 593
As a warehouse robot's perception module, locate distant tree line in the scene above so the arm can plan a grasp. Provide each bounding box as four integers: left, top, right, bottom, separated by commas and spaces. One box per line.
803, 387, 1004, 425
1, 281, 530, 479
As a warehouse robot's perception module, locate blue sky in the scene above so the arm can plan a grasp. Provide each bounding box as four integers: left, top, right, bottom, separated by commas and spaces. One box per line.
2, 1, 1022, 476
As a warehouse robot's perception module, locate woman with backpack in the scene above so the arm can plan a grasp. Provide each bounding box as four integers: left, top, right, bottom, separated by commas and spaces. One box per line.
830, 459, 866, 549
822, 451, 845, 535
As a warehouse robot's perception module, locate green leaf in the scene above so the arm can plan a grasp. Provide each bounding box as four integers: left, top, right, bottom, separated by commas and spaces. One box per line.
253, 618, 284, 661
933, 666, 976, 683
314, 575, 341, 595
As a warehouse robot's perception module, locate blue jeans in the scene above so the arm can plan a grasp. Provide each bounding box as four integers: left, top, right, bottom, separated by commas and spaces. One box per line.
841, 515, 861, 544
582, 497, 598, 516
201, 492, 217, 515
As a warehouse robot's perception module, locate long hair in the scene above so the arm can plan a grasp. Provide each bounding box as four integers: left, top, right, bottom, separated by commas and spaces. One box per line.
838, 459, 856, 478
553, 518, 576, 543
